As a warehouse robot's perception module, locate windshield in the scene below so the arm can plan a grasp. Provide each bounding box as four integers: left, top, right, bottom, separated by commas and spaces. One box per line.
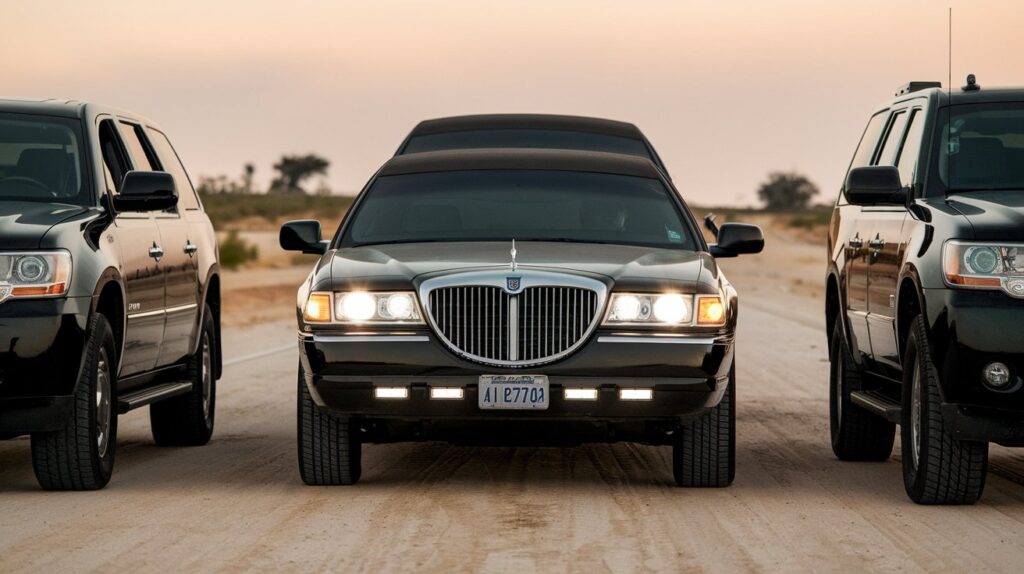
934, 102, 1024, 193
402, 129, 654, 161
341, 170, 698, 250
0, 113, 90, 205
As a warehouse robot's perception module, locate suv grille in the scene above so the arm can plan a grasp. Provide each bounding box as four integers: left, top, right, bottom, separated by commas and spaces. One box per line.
427, 285, 600, 366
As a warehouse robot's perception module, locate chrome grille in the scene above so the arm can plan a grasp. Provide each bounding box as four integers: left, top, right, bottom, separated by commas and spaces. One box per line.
428, 284, 599, 366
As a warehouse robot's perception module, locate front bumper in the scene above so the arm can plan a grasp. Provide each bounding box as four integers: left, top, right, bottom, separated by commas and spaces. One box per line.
0, 297, 90, 434
942, 403, 1024, 446
299, 329, 734, 427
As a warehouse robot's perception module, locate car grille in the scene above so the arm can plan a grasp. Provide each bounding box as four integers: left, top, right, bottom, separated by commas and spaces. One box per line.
427, 285, 600, 366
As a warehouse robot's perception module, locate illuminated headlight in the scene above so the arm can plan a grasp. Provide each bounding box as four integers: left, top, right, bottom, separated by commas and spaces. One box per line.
604, 293, 722, 326
0, 251, 72, 302
944, 241, 1024, 297
302, 291, 424, 324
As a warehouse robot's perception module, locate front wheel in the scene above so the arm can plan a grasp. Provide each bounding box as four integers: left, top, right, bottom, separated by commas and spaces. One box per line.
30, 313, 118, 490
673, 361, 735, 487
901, 316, 988, 504
297, 365, 361, 485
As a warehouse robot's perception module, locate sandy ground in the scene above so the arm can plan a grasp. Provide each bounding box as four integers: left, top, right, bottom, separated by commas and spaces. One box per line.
3, 224, 1024, 572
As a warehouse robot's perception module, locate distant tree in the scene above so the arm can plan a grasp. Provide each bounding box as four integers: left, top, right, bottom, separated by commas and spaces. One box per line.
241, 163, 256, 194
270, 154, 330, 194
757, 171, 819, 210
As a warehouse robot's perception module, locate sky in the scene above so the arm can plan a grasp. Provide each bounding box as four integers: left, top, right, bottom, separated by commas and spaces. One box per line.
4, 0, 1022, 206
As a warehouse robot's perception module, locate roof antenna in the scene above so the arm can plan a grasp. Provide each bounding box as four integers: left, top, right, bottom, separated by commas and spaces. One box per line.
946, 7, 952, 199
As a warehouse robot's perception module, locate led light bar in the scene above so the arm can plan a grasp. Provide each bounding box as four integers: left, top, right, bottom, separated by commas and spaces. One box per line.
430, 387, 464, 399
620, 388, 653, 401
374, 387, 409, 399
564, 388, 598, 400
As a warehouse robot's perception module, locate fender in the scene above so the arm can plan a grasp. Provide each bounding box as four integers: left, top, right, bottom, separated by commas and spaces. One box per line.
191, 264, 222, 379
89, 268, 126, 373
894, 264, 928, 364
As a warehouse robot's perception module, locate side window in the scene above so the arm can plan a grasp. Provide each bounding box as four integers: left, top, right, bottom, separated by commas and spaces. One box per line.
876, 111, 908, 166
98, 120, 129, 194
117, 121, 159, 171
895, 109, 925, 189
147, 128, 201, 211
849, 112, 889, 171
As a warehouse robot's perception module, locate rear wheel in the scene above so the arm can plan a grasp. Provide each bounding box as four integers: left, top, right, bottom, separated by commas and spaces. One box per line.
151, 304, 216, 446
829, 320, 895, 460
297, 365, 361, 485
901, 316, 988, 504
673, 361, 735, 487
30, 313, 117, 490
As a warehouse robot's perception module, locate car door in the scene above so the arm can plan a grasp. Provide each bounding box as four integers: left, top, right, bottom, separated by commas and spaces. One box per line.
98, 118, 165, 377
118, 119, 199, 367
843, 110, 889, 362
866, 105, 925, 375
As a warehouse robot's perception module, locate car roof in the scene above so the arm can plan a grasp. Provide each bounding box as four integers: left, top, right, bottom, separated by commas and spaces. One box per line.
887, 86, 1024, 109
378, 148, 664, 179
407, 114, 646, 140
0, 98, 87, 119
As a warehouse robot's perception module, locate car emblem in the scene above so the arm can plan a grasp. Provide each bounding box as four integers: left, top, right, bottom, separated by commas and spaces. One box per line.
0, 282, 11, 305
506, 276, 522, 293
1006, 278, 1024, 298
510, 239, 518, 272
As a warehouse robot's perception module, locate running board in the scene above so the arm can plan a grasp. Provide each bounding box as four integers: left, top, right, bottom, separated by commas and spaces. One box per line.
117, 382, 192, 414
850, 390, 902, 423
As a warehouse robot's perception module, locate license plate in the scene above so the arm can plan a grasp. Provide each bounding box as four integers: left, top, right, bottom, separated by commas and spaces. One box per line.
478, 375, 549, 410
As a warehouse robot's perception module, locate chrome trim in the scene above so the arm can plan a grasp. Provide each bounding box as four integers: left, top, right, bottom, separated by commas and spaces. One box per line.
165, 303, 198, 314
597, 336, 716, 345
312, 335, 430, 343
127, 302, 198, 321
127, 309, 165, 320
419, 268, 608, 368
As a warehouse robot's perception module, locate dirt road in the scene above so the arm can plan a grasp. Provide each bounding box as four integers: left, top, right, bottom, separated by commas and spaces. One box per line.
3, 235, 1024, 572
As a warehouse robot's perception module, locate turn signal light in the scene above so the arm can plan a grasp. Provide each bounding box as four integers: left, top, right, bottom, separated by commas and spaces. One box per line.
303, 292, 332, 322
696, 296, 725, 326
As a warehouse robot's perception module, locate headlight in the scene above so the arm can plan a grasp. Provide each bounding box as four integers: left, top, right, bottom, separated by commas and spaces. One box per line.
0, 251, 72, 302
302, 291, 424, 324
603, 293, 717, 326
943, 241, 1024, 297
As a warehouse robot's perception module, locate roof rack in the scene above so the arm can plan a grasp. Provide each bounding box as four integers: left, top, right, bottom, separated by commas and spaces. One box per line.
895, 81, 942, 97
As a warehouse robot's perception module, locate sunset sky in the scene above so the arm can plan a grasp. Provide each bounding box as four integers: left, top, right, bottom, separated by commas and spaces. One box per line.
4, 0, 1022, 206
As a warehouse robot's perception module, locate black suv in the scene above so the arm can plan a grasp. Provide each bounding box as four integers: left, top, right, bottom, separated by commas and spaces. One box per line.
0, 99, 222, 490
826, 77, 1024, 504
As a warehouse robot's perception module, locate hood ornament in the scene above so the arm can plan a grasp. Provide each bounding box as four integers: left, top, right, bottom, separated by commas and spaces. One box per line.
510, 239, 518, 272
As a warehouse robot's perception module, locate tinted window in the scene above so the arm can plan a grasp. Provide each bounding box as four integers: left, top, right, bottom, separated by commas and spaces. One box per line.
343, 170, 696, 250
147, 129, 201, 211
876, 111, 908, 166
402, 129, 652, 160
99, 120, 129, 194
932, 103, 1024, 193
0, 113, 90, 205
849, 112, 889, 171
896, 109, 924, 188
118, 121, 157, 171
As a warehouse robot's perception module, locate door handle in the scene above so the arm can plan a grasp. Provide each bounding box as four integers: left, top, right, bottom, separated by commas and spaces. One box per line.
868, 237, 886, 249
184, 241, 198, 257
149, 245, 164, 262
848, 236, 863, 248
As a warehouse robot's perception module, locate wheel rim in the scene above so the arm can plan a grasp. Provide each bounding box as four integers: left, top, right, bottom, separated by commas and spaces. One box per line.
910, 357, 922, 470
96, 348, 112, 458
201, 335, 212, 421
833, 349, 843, 429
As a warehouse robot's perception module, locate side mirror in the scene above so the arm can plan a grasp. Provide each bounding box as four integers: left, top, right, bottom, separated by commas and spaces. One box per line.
845, 166, 907, 206
114, 171, 178, 212
280, 220, 328, 254
710, 223, 764, 258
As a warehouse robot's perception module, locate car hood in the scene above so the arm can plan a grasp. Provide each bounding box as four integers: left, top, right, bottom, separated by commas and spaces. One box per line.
325, 241, 717, 294
947, 191, 1024, 241
0, 201, 88, 250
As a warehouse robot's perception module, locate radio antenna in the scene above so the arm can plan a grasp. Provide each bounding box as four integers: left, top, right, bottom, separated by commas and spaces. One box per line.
946, 7, 952, 199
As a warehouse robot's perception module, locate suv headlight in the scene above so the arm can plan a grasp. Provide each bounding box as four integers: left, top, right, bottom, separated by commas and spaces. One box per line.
603, 293, 725, 326
943, 241, 1024, 298
0, 251, 72, 301
303, 291, 424, 324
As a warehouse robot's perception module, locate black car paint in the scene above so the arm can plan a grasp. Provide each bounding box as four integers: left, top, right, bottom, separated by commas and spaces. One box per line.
289, 149, 750, 445
827, 87, 1024, 444
0, 101, 221, 434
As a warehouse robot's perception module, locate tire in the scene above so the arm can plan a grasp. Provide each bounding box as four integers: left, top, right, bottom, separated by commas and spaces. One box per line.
30, 313, 117, 490
829, 320, 895, 460
297, 364, 361, 485
151, 304, 216, 446
901, 315, 988, 504
673, 361, 735, 487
